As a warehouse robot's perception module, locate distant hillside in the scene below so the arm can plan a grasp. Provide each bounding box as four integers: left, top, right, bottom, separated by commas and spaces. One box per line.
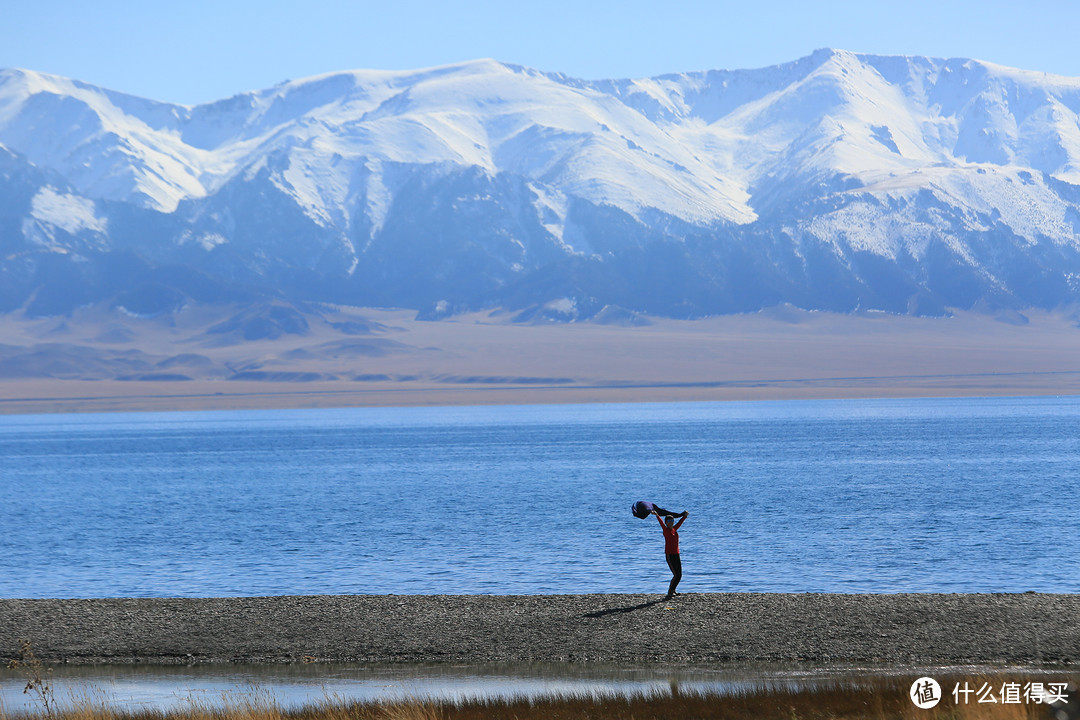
2, 49, 1080, 320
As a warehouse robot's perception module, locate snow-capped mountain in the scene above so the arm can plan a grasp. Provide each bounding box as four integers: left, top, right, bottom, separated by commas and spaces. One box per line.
2, 48, 1080, 320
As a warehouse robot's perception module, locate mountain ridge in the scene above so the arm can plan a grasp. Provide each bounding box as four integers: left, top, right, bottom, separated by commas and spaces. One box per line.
2, 49, 1080, 321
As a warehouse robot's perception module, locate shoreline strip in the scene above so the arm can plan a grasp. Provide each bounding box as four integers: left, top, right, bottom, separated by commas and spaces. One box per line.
1, 593, 1077, 666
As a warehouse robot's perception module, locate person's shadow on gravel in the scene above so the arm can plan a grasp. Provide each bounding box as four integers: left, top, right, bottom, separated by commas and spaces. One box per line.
582, 599, 664, 618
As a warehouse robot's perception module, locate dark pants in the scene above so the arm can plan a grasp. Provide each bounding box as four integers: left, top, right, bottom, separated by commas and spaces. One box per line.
665, 553, 682, 596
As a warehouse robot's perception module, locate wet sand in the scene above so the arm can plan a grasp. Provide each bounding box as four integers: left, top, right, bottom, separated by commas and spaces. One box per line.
1, 594, 1077, 666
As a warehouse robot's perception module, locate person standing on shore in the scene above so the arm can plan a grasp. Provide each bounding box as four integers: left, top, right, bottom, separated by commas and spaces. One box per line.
655, 509, 688, 599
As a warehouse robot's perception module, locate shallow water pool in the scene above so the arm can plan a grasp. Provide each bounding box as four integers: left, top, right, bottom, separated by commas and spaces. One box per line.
1, 662, 1071, 715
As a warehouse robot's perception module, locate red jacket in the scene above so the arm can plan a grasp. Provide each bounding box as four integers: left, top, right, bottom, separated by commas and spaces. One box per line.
657, 514, 685, 554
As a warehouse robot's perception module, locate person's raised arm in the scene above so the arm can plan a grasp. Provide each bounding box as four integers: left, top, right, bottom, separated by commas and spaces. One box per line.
673, 511, 688, 530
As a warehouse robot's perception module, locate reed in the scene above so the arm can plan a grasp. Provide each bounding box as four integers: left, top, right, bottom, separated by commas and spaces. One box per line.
6, 642, 55, 718
2, 674, 1072, 720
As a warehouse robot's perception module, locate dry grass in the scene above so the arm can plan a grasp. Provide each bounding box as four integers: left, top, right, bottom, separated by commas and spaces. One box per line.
2, 674, 1073, 720
6, 642, 55, 717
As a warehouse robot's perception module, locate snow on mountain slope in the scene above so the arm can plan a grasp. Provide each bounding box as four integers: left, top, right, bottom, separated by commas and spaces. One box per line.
0, 69, 211, 212
0, 59, 756, 227
3, 52, 1079, 232
3, 50, 1080, 319
592, 49, 1080, 214
189, 60, 755, 230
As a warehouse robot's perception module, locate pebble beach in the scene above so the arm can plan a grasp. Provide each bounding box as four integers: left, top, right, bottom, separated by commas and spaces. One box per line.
1, 593, 1077, 667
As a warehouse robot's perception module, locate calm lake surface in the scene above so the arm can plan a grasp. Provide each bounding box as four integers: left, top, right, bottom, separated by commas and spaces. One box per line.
1, 397, 1077, 598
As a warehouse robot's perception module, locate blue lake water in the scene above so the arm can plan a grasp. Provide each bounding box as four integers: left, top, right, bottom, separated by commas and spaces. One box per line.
0, 397, 1077, 598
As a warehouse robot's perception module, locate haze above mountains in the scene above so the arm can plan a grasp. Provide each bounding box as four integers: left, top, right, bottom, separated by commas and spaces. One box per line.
3, 48, 1080, 326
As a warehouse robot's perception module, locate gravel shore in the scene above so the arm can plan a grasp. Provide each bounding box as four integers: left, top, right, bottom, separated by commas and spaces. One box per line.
1, 594, 1077, 666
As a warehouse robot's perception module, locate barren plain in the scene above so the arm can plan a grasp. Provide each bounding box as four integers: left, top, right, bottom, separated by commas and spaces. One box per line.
2, 304, 1080, 414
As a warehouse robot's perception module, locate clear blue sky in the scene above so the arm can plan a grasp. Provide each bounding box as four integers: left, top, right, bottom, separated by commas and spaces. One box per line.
3, 0, 1077, 106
